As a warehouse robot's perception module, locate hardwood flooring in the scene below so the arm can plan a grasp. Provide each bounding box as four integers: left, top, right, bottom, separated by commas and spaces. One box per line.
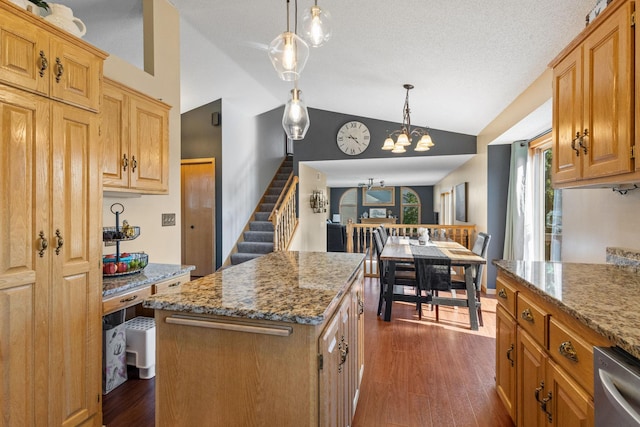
102, 278, 513, 427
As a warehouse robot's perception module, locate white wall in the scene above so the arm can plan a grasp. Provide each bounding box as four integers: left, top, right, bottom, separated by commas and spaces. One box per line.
102, 0, 181, 264
290, 164, 327, 252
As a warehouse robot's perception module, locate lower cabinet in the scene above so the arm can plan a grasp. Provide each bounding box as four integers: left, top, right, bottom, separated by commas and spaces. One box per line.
495, 271, 609, 427
154, 269, 364, 427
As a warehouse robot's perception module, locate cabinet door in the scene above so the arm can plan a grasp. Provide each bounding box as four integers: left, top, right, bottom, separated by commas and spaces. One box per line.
102, 82, 129, 188
517, 327, 548, 427
49, 102, 102, 427
546, 359, 594, 427
495, 304, 516, 421
0, 9, 49, 96
552, 46, 583, 184
49, 37, 103, 112
581, 1, 633, 180
129, 94, 169, 193
0, 85, 50, 425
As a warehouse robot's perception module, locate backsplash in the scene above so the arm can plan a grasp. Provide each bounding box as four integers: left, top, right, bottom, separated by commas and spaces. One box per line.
606, 247, 640, 267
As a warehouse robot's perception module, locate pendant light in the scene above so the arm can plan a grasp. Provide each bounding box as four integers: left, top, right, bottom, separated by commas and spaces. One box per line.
269, 0, 309, 81
382, 84, 435, 153
282, 84, 310, 140
301, 1, 332, 47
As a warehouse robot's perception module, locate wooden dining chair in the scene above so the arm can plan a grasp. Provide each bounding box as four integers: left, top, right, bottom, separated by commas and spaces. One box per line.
449, 232, 491, 326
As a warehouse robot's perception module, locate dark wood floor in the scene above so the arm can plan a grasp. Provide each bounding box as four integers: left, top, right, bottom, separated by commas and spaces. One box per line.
102, 278, 514, 427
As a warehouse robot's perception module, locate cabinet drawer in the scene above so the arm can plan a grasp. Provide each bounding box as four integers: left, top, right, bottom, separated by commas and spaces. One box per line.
495, 276, 517, 317
548, 318, 595, 395
103, 286, 152, 315
153, 274, 190, 294
516, 293, 548, 347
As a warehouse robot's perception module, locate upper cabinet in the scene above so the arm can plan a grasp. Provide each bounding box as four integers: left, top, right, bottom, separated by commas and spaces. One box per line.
102, 78, 171, 194
550, 0, 636, 187
0, 2, 103, 111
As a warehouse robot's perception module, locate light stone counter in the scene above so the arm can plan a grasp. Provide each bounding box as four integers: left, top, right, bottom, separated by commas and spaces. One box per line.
103, 263, 195, 297
494, 260, 640, 360
143, 251, 366, 325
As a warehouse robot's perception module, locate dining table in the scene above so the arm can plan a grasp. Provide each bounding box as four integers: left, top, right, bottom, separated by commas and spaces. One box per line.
379, 236, 486, 330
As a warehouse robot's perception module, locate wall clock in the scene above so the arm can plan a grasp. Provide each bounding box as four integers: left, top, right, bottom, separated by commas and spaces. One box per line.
336, 121, 370, 155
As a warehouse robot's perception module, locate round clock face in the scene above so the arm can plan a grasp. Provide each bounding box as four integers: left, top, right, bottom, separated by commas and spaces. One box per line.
336, 121, 370, 156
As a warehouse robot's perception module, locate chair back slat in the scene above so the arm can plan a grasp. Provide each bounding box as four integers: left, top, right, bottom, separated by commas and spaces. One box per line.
414, 257, 451, 292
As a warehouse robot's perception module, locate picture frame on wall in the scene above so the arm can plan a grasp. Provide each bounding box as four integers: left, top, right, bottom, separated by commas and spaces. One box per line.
362, 187, 395, 206
455, 182, 467, 222
369, 208, 387, 218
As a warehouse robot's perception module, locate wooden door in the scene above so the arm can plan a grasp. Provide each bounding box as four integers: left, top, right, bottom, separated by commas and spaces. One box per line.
517, 327, 548, 427
546, 359, 594, 427
0, 85, 50, 426
130, 94, 169, 192
495, 304, 516, 422
102, 81, 129, 188
552, 47, 583, 185
581, 1, 633, 180
49, 102, 102, 427
181, 158, 215, 276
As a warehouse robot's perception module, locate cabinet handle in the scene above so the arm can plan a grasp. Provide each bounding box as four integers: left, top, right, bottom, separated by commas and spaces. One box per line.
571, 131, 581, 156
540, 392, 553, 423
37, 50, 48, 77
54, 229, 64, 255
578, 128, 589, 155
521, 308, 534, 323
165, 314, 292, 336
38, 230, 48, 257
558, 341, 578, 362
120, 295, 138, 303
506, 343, 515, 367
168, 282, 180, 288
54, 57, 64, 83
498, 288, 507, 299
357, 295, 364, 316
122, 154, 129, 171
131, 155, 137, 173
338, 336, 349, 373
534, 381, 545, 403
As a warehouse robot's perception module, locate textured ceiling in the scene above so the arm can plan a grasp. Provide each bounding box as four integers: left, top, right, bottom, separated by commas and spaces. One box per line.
63, 0, 595, 185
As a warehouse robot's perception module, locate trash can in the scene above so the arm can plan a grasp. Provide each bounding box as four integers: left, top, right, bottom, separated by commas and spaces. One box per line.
102, 309, 128, 394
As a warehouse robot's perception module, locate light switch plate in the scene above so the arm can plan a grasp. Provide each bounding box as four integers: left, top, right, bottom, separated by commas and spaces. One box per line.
162, 213, 176, 226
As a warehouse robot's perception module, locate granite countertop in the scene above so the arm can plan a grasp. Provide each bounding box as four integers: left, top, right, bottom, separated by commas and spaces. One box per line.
494, 259, 640, 360
143, 251, 366, 325
103, 263, 195, 297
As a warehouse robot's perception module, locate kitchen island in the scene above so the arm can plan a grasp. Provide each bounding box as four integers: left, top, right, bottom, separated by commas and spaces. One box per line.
493, 260, 640, 425
144, 251, 366, 427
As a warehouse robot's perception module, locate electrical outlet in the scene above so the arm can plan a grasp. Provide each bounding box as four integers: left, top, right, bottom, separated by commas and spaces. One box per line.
162, 213, 176, 226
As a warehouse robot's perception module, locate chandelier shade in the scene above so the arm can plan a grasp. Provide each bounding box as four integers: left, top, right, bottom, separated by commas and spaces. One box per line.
268, 31, 309, 81
301, 4, 332, 47
383, 84, 435, 153
282, 87, 310, 140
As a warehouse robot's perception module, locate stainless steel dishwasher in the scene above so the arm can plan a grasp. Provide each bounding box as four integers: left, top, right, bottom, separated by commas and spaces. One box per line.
594, 347, 640, 426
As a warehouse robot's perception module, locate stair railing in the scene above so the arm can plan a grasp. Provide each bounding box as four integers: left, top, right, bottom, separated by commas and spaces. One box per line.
269, 174, 299, 251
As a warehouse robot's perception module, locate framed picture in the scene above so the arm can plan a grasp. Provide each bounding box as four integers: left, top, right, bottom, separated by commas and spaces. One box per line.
455, 182, 467, 222
362, 187, 395, 206
369, 208, 387, 218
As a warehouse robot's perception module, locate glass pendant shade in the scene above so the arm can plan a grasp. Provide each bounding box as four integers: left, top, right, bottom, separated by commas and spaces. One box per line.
282, 88, 310, 140
396, 132, 410, 146
268, 32, 310, 81
382, 137, 395, 150
421, 133, 434, 147
414, 141, 430, 151
301, 5, 332, 47
391, 143, 406, 154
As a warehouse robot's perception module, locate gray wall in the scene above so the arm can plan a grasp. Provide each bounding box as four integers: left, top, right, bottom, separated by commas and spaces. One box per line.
487, 144, 511, 289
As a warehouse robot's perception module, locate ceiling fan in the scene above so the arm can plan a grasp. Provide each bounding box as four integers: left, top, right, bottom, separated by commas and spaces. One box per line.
358, 178, 385, 190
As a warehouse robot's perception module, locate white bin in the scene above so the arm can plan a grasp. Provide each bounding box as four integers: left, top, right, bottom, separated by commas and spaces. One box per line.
124, 316, 156, 379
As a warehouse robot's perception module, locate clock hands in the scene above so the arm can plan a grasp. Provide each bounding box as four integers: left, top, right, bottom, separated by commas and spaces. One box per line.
348, 134, 361, 145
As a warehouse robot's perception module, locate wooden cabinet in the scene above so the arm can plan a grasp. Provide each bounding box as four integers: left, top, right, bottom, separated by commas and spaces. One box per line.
551, 0, 636, 187
154, 266, 364, 427
0, 4, 105, 426
495, 270, 610, 427
102, 78, 170, 194
103, 273, 191, 315
0, 2, 103, 111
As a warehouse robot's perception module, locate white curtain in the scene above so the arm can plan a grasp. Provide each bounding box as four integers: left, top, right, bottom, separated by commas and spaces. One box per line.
503, 141, 534, 260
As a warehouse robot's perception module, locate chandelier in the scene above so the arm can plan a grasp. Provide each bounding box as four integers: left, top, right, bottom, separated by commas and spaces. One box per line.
358, 178, 385, 190
269, 0, 332, 141
382, 84, 435, 153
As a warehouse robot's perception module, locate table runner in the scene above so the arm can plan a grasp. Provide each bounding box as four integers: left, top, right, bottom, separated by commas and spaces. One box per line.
410, 244, 448, 260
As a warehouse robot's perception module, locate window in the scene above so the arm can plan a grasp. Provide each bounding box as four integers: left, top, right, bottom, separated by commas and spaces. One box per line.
338, 189, 357, 225
530, 133, 562, 261
400, 187, 421, 224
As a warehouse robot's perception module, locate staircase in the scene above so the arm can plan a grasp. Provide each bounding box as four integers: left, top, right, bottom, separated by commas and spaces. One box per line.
229, 157, 295, 266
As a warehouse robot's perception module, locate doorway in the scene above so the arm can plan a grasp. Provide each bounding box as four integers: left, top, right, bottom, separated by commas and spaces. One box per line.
181, 158, 215, 277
